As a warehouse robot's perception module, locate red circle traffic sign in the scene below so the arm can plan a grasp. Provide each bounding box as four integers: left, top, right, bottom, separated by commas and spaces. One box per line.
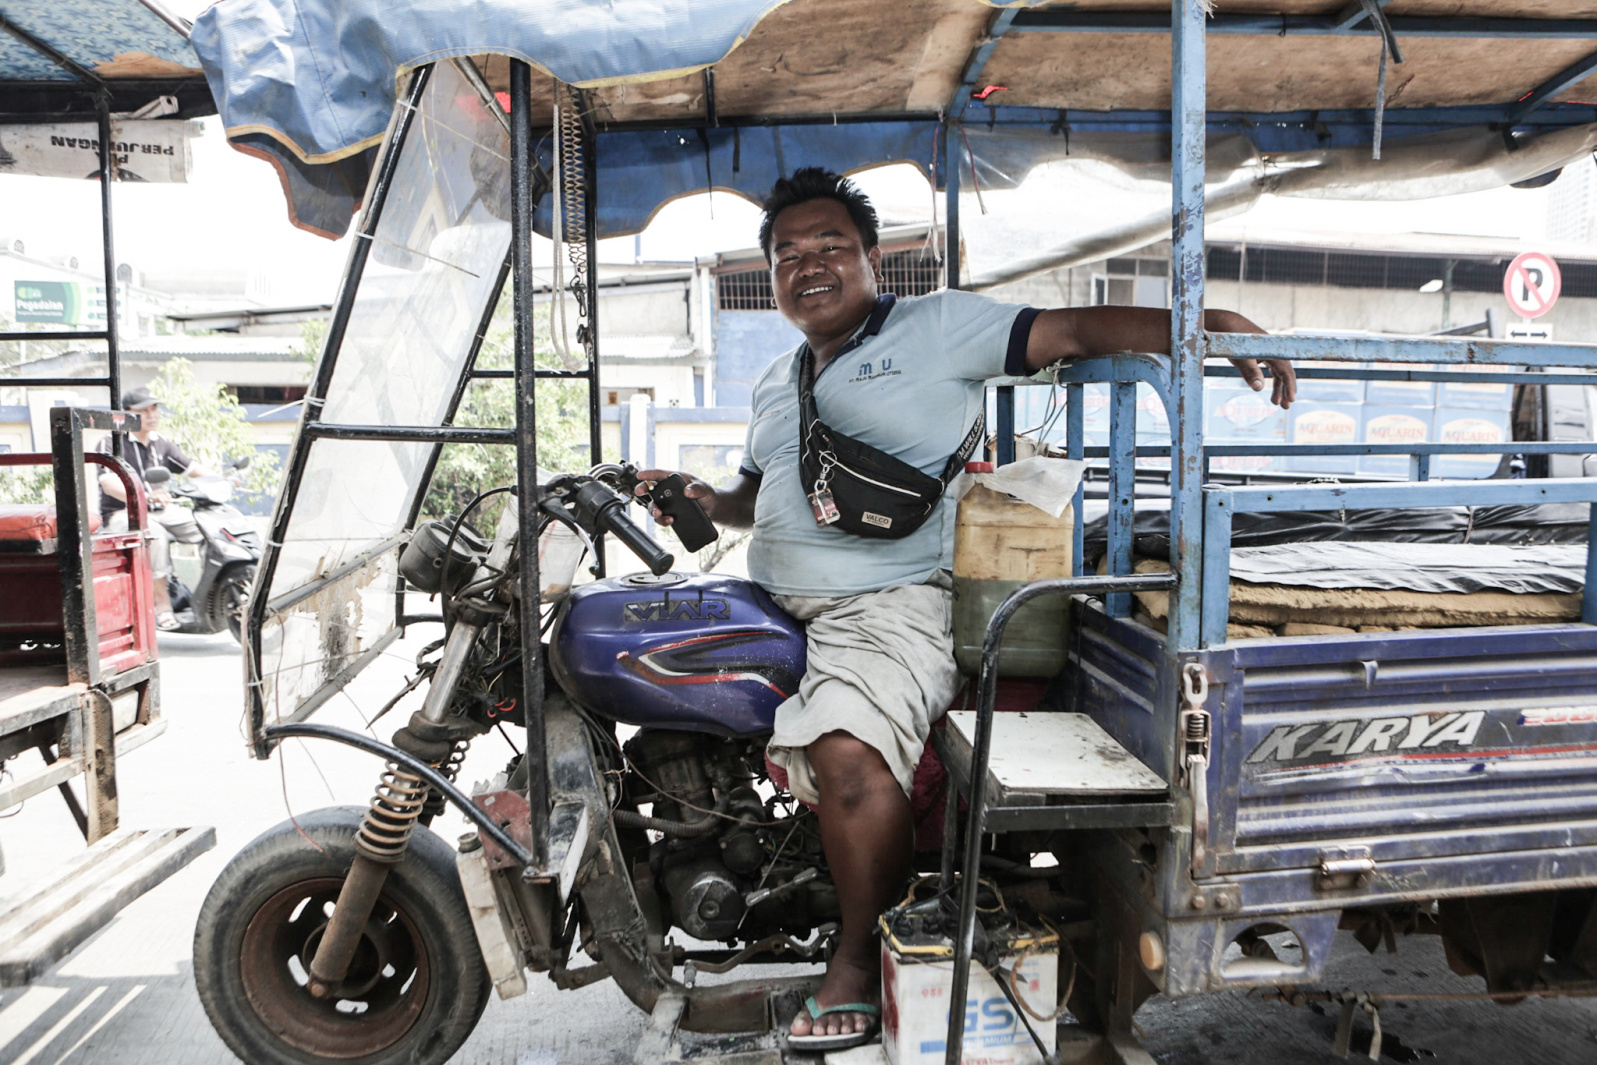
1503, 251, 1561, 319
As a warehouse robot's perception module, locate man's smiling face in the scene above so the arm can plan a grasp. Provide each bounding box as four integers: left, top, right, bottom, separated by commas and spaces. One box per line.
768, 198, 882, 350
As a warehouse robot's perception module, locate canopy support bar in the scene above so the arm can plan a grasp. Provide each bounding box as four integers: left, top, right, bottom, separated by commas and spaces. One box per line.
947, 6, 1020, 121
510, 57, 550, 871
1168, 0, 1207, 656
97, 94, 122, 455
1011, 12, 1597, 40
1508, 48, 1597, 122
246, 64, 432, 758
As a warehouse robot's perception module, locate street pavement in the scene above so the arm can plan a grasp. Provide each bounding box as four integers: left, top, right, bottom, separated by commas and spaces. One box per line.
2, 632, 1596, 1064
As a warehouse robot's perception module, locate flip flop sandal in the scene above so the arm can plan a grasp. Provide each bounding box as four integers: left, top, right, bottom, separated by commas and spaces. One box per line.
785, 996, 881, 1052
156, 611, 181, 631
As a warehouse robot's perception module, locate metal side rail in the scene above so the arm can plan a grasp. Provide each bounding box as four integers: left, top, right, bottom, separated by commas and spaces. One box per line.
0, 825, 215, 987
941, 572, 1176, 1065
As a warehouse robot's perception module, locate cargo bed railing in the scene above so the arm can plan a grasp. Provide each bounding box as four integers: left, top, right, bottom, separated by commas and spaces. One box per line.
1050, 351, 1597, 625
1198, 477, 1597, 647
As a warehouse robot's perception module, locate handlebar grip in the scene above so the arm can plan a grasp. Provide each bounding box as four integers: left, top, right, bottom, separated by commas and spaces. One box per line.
595, 500, 675, 576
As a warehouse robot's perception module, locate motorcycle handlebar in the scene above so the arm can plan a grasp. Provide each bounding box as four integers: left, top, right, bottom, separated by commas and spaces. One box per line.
595, 499, 675, 576
567, 480, 674, 576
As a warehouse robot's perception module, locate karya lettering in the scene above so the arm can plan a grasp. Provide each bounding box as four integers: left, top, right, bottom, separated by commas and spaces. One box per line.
1246, 711, 1485, 764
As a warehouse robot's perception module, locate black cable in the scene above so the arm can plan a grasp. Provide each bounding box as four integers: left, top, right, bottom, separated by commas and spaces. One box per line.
438, 484, 516, 604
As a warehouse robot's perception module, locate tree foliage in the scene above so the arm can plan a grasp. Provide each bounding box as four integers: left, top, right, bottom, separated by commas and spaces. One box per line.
146, 358, 282, 497
0, 358, 282, 505
0, 463, 52, 506
290, 317, 328, 363
421, 284, 593, 525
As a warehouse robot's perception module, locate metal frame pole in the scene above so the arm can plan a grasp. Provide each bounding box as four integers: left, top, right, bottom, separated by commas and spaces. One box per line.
584, 117, 607, 574
1168, 0, 1208, 655
943, 122, 960, 294
246, 65, 432, 755
510, 58, 549, 869
51, 408, 99, 686
96, 97, 122, 456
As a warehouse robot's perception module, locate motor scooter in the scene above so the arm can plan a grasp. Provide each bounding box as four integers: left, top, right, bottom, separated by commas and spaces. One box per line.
142, 459, 260, 642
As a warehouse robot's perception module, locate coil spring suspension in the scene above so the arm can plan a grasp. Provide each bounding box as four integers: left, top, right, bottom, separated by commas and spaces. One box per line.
418, 738, 471, 824
355, 762, 432, 862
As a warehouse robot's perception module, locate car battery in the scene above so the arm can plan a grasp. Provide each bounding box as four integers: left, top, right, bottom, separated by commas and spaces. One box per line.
879, 888, 1058, 1065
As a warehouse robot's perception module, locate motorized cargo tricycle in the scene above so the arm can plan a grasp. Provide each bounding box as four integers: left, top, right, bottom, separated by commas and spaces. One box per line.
184, 2, 1597, 1063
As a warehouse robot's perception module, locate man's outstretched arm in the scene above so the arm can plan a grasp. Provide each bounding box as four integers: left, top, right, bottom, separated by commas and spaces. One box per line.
1024, 306, 1297, 408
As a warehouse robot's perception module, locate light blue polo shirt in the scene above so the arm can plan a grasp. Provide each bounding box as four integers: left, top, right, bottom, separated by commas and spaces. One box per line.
740, 289, 1038, 597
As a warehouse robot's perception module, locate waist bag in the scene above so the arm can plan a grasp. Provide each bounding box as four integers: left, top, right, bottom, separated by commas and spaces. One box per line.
797, 342, 984, 539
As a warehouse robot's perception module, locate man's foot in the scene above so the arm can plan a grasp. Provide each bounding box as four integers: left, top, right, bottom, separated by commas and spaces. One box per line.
155, 610, 181, 631
788, 957, 879, 1041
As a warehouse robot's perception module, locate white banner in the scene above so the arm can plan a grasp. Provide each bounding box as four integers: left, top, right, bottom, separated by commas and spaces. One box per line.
0, 120, 200, 183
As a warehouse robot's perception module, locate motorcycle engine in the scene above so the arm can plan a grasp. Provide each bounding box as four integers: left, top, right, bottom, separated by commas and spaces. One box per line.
623, 728, 833, 943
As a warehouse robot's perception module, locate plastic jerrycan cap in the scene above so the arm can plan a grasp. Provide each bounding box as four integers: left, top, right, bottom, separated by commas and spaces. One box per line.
965, 461, 994, 473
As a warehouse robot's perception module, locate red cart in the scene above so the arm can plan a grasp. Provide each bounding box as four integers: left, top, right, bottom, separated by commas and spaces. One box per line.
0, 407, 214, 987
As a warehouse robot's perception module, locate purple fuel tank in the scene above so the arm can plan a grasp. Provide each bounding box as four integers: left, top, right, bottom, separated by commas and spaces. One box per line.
548, 572, 806, 736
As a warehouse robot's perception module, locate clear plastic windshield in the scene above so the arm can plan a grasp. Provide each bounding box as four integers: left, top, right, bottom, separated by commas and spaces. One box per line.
251, 61, 511, 739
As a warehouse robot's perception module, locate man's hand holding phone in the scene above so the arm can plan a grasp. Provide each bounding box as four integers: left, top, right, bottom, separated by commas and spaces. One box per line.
632, 470, 721, 551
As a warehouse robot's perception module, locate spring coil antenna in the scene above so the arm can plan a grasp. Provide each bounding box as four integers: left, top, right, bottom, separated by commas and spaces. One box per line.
550, 79, 590, 370
356, 762, 432, 862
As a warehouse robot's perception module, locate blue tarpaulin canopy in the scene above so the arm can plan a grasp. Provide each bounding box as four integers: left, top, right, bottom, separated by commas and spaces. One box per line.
187, 0, 1597, 239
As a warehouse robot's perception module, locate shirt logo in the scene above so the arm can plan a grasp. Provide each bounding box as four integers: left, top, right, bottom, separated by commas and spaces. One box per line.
848, 357, 901, 384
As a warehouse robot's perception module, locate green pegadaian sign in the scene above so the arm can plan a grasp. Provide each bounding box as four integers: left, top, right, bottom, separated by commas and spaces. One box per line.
13, 281, 82, 324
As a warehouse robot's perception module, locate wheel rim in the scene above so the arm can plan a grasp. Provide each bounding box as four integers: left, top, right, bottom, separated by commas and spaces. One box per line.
223, 575, 250, 640
239, 877, 432, 1060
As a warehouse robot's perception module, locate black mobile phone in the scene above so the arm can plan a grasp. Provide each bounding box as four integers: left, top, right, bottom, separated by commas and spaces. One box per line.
647, 474, 720, 552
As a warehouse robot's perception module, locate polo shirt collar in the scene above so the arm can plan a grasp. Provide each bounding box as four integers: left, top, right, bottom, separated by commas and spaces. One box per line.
836, 293, 896, 359
809, 293, 897, 380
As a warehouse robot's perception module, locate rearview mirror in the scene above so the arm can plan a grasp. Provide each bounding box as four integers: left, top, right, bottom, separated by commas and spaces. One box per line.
143, 466, 171, 485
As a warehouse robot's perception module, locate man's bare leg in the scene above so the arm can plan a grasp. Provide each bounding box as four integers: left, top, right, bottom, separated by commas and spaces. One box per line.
788, 730, 913, 1039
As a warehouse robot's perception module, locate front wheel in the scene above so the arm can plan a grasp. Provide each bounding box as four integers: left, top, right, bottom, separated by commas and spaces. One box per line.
193, 806, 490, 1065
210, 564, 253, 643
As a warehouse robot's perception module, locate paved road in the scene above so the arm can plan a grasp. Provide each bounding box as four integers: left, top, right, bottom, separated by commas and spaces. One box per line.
2, 634, 1596, 1064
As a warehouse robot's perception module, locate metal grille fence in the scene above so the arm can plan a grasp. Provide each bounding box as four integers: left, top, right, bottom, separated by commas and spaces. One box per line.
1207, 245, 1597, 297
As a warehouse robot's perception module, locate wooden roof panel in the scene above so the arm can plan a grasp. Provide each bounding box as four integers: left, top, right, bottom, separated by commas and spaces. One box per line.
984, 32, 1597, 112
482, 2, 1597, 126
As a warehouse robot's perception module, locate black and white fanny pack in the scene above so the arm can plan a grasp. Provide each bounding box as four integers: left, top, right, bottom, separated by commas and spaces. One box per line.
797, 342, 983, 540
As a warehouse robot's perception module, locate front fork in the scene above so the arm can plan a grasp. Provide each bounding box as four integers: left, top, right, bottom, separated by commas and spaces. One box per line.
307, 505, 525, 996
305, 615, 487, 997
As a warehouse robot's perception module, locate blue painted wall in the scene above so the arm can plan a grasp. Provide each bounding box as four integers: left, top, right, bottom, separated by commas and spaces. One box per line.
714, 310, 802, 407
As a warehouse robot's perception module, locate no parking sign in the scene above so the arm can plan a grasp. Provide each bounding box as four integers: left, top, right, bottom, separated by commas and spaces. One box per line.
1503, 251, 1561, 319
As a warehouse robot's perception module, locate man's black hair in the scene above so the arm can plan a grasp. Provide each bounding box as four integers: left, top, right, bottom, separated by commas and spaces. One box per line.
758, 167, 879, 263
